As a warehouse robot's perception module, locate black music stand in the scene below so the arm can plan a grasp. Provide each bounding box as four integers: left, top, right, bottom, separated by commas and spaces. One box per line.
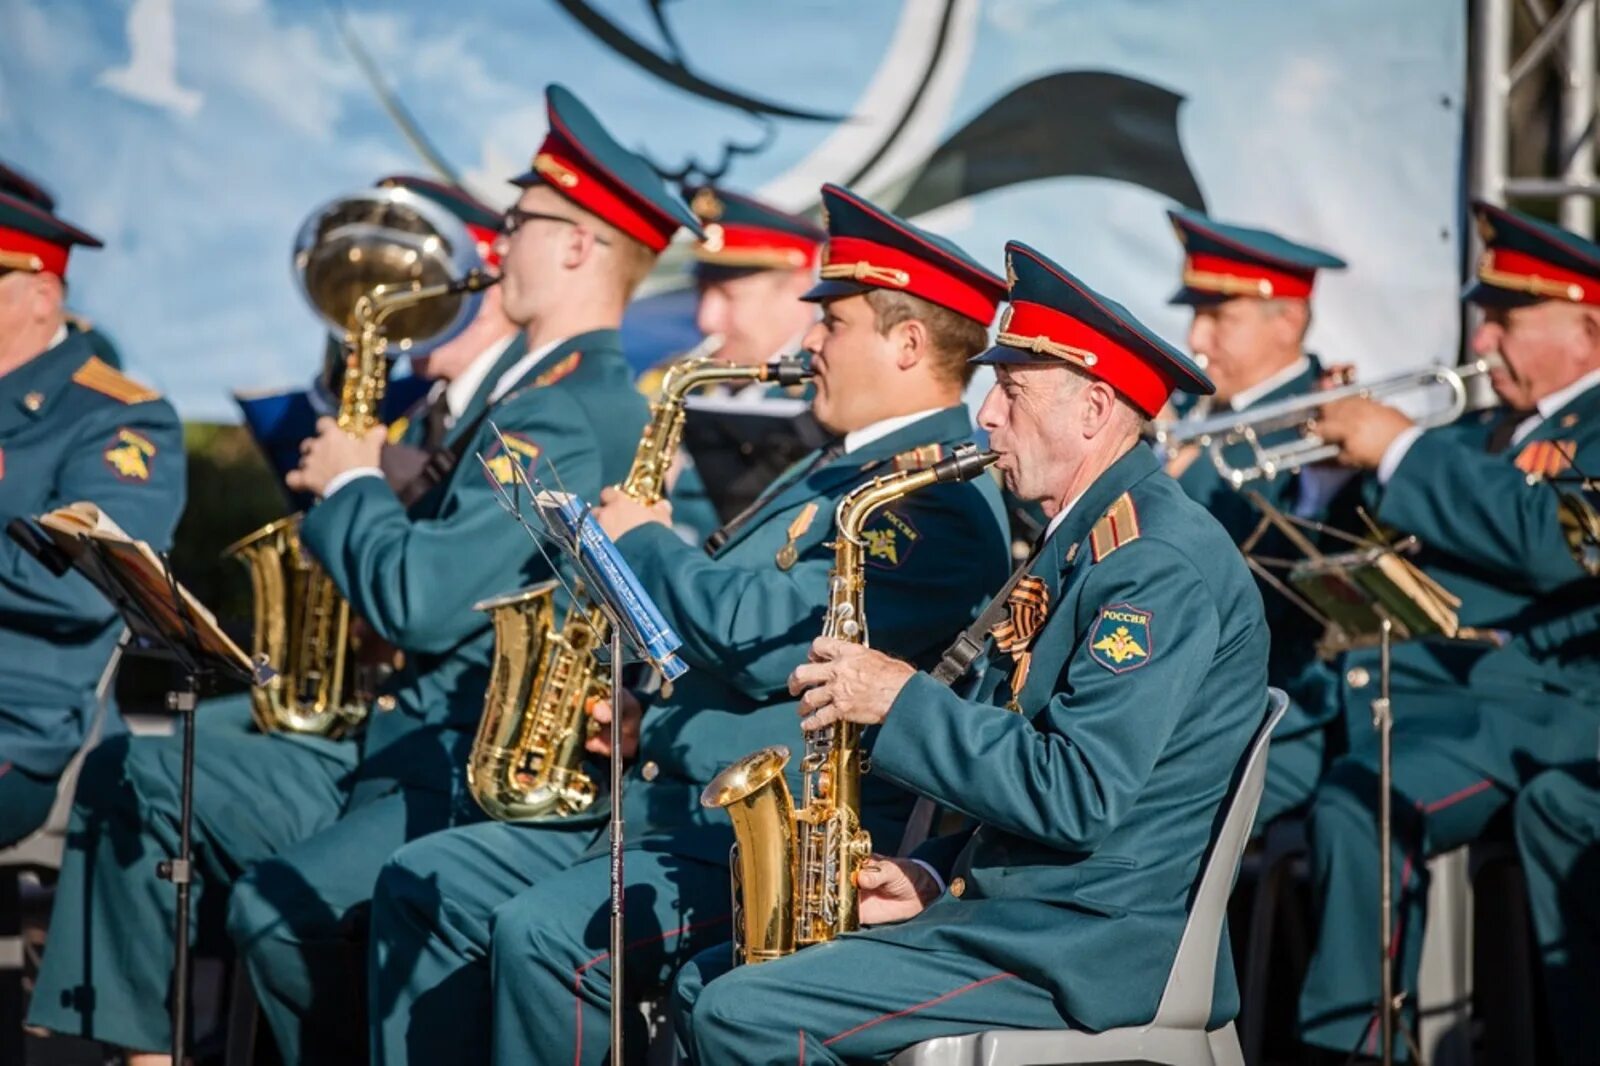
477, 436, 688, 1062
1240, 494, 1486, 1066
9, 517, 271, 1065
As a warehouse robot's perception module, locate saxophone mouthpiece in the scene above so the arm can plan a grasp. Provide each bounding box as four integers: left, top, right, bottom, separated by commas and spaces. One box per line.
453, 269, 501, 295
931, 444, 1000, 483
765, 356, 815, 387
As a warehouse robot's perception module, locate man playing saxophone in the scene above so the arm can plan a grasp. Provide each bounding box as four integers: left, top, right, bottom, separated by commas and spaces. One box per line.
365, 183, 1012, 1066
28, 84, 681, 1064
674, 240, 1270, 1065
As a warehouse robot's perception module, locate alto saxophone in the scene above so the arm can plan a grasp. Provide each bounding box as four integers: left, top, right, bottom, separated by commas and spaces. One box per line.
702, 444, 999, 963
466, 350, 813, 822
226, 269, 496, 737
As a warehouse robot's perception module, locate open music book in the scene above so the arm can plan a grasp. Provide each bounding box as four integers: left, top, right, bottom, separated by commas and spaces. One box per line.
35, 502, 265, 679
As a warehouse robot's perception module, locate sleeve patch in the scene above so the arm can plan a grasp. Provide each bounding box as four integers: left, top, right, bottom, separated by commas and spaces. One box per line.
1089, 602, 1153, 674
103, 427, 157, 482
482, 432, 543, 485
862, 508, 921, 570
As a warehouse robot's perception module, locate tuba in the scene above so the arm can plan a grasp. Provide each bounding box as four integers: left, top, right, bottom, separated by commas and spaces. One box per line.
466, 345, 813, 822
226, 187, 494, 737
701, 445, 999, 964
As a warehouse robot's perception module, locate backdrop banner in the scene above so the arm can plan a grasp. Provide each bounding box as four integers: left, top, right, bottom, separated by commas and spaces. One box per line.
0, 0, 1465, 420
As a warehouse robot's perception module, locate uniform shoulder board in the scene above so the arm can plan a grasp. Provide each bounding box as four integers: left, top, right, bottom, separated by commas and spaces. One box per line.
892, 442, 945, 472
533, 351, 582, 389
72, 356, 159, 405
1089, 492, 1141, 562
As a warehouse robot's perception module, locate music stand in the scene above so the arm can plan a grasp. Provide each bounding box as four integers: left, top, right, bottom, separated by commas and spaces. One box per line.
9, 512, 272, 1065
477, 431, 688, 1061
1240, 493, 1488, 1066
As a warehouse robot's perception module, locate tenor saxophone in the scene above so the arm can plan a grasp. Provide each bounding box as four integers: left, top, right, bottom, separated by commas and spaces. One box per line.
701, 444, 999, 963
226, 270, 495, 737
466, 350, 813, 822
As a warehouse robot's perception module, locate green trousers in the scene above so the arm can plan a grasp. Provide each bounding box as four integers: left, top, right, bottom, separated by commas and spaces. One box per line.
27, 696, 470, 1062
673, 935, 1065, 1065
369, 809, 730, 1066
1514, 764, 1600, 1066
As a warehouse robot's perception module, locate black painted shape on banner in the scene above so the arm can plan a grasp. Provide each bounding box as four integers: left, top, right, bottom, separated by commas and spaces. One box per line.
553, 0, 845, 123
891, 71, 1208, 218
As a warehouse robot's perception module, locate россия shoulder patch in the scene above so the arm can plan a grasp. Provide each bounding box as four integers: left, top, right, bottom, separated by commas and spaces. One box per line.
1089, 602, 1153, 674
861, 507, 921, 570
482, 432, 543, 486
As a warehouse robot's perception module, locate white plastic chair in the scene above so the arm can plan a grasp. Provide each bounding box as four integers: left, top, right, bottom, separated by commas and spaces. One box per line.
890, 687, 1289, 1066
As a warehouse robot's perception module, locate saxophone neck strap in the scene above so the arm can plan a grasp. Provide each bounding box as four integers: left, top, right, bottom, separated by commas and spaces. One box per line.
930, 539, 1048, 686
393, 403, 498, 508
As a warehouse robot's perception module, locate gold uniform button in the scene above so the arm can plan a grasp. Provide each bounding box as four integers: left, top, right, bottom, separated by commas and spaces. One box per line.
949, 877, 965, 898
375, 695, 397, 712
640, 760, 659, 781
1345, 667, 1371, 690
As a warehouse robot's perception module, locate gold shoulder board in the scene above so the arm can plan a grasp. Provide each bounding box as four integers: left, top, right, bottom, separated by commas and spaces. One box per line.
72, 357, 160, 405
1089, 492, 1141, 562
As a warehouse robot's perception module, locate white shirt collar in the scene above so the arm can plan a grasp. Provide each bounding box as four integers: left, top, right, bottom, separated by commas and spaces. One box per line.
842, 407, 946, 455
1043, 491, 1087, 542
1512, 367, 1600, 447
444, 332, 517, 422
488, 335, 566, 403
1227, 354, 1311, 412
49, 323, 69, 350
1537, 367, 1600, 422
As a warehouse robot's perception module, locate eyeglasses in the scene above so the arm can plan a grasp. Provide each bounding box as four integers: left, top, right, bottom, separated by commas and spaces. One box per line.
500, 207, 611, 245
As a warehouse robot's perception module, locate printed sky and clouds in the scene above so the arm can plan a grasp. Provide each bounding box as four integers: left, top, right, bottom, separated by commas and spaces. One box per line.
0, 0, 1463, 421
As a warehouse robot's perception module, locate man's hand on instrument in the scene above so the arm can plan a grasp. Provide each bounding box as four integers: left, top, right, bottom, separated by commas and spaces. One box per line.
286, 417, 385, 496
593, 486, 672, 542
790, 637, 915, 732
586, 688, 642, 760
856, 855, 939, 925
1310, 396, 1414, 470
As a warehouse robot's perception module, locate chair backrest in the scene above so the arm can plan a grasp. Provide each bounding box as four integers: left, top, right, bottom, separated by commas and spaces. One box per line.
1151, 687, 1288, 1029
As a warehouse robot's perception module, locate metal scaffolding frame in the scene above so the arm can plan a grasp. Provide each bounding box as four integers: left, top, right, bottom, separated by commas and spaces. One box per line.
1472, 0, 1598, 235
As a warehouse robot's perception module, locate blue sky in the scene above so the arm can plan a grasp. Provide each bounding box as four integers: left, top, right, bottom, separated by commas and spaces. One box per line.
0, 1, 1464, 420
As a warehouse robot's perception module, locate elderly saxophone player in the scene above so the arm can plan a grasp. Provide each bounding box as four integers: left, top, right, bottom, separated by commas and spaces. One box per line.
27, 84, 673, 1064
1291, 201, 1600, 1061
673, 240, 1271, 1065
364, 183, 1011, 1066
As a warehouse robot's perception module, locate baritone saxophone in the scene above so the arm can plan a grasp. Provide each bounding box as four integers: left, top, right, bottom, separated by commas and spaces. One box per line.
466, 348, 814, 822
701, 444, 999, 963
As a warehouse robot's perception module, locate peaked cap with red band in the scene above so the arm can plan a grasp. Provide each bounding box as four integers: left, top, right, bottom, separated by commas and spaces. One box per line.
686, 185, 824, 279
976, 240, 1213, 418
0, 189, 101, 278
803, 183, 1005, 326
377, 174, 505, 269
1168, 209, 1345, 305
1468, 200, 1600, 308
511, 84, 702, 253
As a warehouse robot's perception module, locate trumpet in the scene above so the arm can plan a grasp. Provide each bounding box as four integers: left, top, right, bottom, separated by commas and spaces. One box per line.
1153, 356, 1503, 488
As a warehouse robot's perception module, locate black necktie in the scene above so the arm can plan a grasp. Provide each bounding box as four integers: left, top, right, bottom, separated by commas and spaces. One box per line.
422, 391, 452, 451
1487, 410, 1530, 455
703, 438, 844, 554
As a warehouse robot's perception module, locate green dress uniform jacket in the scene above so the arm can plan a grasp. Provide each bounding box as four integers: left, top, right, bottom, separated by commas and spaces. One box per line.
1297, 383, 1600, 1058
678, 443, 1271, 1065
0, 331, 184, 843
365, 404, 1010, 1066
27, 329, 645, 1062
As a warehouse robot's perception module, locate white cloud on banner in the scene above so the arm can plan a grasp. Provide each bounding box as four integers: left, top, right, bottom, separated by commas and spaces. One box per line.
1, 1, 1463, 420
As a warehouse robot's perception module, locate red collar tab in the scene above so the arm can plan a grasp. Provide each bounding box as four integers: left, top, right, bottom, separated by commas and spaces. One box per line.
0, 224, 69, 277
1182, 252, 1315, 300
999, 300, 1174, 417
821, 235, 1000, 325
1479, 247, 1600, 305
697, 222, 820, 269
531, 133, 679, 252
